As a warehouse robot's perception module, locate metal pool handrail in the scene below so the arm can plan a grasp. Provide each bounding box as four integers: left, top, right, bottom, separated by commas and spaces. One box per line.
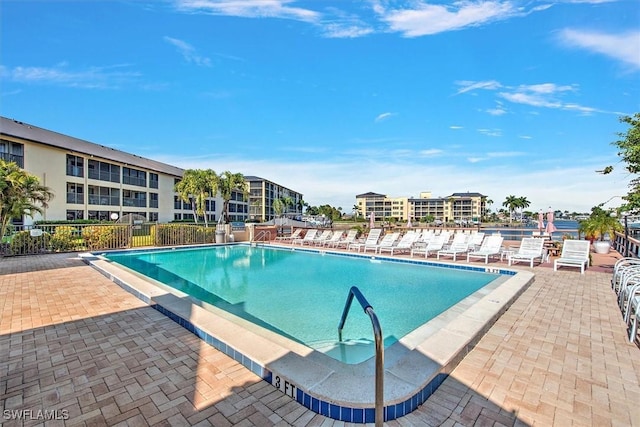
338, 286, 384, 427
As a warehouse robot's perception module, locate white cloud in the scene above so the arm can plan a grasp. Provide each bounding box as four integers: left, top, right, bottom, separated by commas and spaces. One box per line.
485, 106, 507, 115
375, 112, 395, 122
559, 29, 640, 70
172, 0, 320, 22
322, 23, 374, 38
164, 37, 211, 66
455, 80, 502, 95
1, 64, 140, 89
477, 128, 502, 137
377, 1, 519, 37
450, 125, 464, 129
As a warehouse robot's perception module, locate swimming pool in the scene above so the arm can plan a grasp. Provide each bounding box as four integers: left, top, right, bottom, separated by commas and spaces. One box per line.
84, 243, 533, 423
104, 245, 500, 364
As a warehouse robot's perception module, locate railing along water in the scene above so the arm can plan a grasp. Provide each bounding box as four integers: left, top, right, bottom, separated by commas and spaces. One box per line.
338, 286, 384, 427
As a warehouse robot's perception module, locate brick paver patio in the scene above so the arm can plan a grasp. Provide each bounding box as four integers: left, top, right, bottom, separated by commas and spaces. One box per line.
1, 251, 638, 426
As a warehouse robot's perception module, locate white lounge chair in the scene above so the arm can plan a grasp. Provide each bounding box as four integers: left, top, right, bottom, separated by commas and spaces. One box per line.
320, 231, 344, 247
379, 231, 418, 255
468, 232, 486, 250
508, 238, 545, 267
437, 233, 471, 261
275, 228, 303, 242
553, 240, 591, 273
293, 229, 318, 246
466, 235, 504, 264
368, 232, 401, 254
310, 230, 332, 246
411, 233, 448, 258
611, 258, 640, 293
348, 229, 382, 252
329, 229, 358, 249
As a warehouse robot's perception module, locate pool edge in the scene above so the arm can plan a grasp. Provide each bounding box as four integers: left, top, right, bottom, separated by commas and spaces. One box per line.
79, 247, 534, 423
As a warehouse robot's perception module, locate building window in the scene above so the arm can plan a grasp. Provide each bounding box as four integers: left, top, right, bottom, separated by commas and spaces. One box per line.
149, 212, 158, 222
66, 154, 84, 177
88, 160, 120, 183
124, 211, 147, 220
66, 210, 84, 220
88, 185, 120, 206
66, 183, 84, 204
123, 190, 147, 208
149, 173, 159, 189
149, 193, 158, 208
0, 140, 24, 167
88, 210, 118, 221
123, 167, 147, 187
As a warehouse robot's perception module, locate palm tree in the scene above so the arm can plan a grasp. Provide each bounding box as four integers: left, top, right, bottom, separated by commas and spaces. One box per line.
174, 169, 217, 226
483, 198, 493, 221
272, 198, 285, 219
1, 159, 54, 240
216, 171, 248, 224
281, 196, 294, 217
502, 195, 519, 223
352, 204, 360, 221
516, 196, 531, 222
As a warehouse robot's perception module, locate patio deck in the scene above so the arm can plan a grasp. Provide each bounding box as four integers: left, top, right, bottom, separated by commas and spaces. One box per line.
1, 249, 638, 426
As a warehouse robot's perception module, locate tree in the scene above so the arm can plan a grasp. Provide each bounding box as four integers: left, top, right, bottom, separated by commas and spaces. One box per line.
516, 196, 531, 220
578, 205, 623, 241
502, 195, 519, 223
175, 169, 217, 226
352, 204, 360, 221
281, 196, 294, 217
602, 113, 640, 212
1, 159, 54, 240
217, 171, 248, 224
272, 198, 285, 219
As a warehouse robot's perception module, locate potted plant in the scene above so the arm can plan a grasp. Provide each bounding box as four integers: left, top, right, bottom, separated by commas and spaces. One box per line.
578, 206, 623, 254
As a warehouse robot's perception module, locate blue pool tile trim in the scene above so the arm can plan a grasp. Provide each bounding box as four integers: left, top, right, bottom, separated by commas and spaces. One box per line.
149, 301, 451, 423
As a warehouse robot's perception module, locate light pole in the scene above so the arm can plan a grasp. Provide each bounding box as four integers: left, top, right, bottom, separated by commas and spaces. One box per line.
623, 211, 629, 256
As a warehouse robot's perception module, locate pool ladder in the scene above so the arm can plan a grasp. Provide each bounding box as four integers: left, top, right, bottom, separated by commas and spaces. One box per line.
338, 286, 384, 427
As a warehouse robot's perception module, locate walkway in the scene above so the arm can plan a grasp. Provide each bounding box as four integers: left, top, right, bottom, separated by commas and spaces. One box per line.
0, 250, 638, 426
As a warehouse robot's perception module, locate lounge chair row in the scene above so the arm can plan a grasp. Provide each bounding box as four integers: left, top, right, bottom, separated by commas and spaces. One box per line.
611, 258, 640, 344
276, 229, 592, 273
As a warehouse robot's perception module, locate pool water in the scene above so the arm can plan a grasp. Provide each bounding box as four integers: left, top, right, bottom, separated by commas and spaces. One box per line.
106, 245, 500, 363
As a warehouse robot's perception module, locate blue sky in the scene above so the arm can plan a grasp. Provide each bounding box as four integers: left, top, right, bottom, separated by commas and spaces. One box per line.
1, 0, 639, 214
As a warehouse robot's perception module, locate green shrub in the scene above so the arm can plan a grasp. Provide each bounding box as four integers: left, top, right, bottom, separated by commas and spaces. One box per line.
155, 224, 216, 245
50, 226, 79, 252
9, 230, 51, 255
82, 225, 130, 250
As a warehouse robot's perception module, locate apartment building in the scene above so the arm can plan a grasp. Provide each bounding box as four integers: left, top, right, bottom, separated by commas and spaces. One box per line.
355, 192, 409, 221
357, 191, 486, 223
0, 117, 298, 226
245, 175, 304, 222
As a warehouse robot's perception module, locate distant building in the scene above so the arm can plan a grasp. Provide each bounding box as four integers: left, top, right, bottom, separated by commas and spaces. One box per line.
0, 117, 300, 225
245, 176, 304, 222
357, 190, 487, 223
355, 192, 408, 221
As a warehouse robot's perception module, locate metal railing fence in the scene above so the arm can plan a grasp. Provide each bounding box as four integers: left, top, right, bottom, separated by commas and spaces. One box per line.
0, 223, 223, 256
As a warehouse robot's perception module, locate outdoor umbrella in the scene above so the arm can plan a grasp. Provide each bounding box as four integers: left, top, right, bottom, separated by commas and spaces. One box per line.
537, 210, 544, 232
406, 217, 413, 228
369, 212, 375, 229
545, 207, 557, 235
